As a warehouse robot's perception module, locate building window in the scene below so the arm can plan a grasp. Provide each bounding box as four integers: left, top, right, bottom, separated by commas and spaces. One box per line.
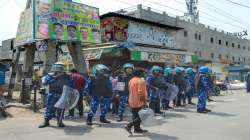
243, 46, 246, 50
219, 40, 222, 45
194, 51, 198, 54
184, 30, 188, 37
238, 57, 241, 62
211, 53, 214, 58
210, 37, 214, 43
226, 55, 229, 59
199, 51, 202, 57
232, 56, 235, 61
226, 41, 228, 46
199, 34, 201, 40
244, 57, 246, 63
232, 43, 235, 47
238, 44, 241, 49
195, 33, 198, 39
219, 54, 222, 59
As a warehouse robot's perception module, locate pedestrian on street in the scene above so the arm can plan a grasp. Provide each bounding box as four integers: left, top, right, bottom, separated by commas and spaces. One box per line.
125, 69, 148, 134
196, 66, 212, 113
115, 63, 134, 122
246, 72, 250, 93
68, 69, 85, 118
84, 64, 113, 125
38, 62, 72, 128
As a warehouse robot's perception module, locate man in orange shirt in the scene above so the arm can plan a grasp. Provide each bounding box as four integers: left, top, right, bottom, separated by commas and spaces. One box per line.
124, 69, 148, 134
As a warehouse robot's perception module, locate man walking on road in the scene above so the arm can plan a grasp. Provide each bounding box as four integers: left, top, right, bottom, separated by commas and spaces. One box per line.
125, 69, 148, 134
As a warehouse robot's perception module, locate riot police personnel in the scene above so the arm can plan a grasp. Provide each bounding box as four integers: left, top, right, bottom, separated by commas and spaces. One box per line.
84, 64, 113, 125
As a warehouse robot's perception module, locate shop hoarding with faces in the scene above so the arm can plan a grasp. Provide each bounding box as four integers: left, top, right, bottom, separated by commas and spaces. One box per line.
15, 0, 101, 46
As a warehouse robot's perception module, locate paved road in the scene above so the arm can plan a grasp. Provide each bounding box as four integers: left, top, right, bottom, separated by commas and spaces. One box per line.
1, 90, 250, 140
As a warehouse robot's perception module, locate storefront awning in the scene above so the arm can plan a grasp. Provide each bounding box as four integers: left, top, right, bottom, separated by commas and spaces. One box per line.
82, 44, 197, 64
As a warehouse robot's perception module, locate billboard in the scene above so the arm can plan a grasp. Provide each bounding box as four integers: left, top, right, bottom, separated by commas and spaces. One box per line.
15, 0, 100, 46
34, 0, 101, 43
15, 8, 34, 46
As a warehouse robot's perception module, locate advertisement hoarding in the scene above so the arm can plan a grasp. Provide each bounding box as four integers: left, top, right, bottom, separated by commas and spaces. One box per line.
15, 8, 34, 46
15, 0, 101, 46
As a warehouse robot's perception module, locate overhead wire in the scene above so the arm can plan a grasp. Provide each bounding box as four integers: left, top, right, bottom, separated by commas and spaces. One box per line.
145, 0, 248, 30
199, 0, 250, 28
224, 0, 250, 9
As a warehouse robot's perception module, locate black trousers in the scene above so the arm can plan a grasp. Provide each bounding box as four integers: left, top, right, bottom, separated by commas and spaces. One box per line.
127, 108, 142, 130
69, 92, 83, 117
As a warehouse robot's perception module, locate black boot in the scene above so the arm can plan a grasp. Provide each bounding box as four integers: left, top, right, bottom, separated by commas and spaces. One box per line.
86, 116, 93, 125
134, 127, 148, 133
100, 116, 111, 123
124, 124, 132, 135
117, 115, 123, 122
197, 109, 208, 113
57, 119, 66, 127
38, 119, 50, 128
204, 108, 212, 112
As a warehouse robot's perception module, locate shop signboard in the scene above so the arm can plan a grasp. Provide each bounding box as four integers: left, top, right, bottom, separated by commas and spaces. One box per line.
131, 51, 186, 63
83, 49, 103, 60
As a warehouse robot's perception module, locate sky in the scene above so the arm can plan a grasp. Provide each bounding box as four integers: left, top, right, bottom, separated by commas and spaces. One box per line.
0, 0, 250, 45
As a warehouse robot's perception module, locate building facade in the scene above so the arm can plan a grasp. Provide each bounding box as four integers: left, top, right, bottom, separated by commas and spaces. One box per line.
116, 4, 250, 80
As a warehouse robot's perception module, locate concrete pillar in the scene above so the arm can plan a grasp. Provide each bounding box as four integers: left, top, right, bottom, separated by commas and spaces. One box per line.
20, 44, 36, 104
42, 41, 57, 75
67, 42, 87, 75
7, 48, 21, 99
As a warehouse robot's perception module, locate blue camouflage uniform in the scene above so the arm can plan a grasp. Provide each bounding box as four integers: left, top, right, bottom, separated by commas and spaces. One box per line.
84, 64, 113, 125
162, 68, 175, 109
146, 75, 161, 113
146, 65, 166, 113
197, 66, 210, 112
185, 72, 195, 104
43, 73, 72, 121
116, 63, 134, 121
197, 75, 209, 111
84, 75, 113, 119
174, 68, 186, 106
116, 75, 133, 118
